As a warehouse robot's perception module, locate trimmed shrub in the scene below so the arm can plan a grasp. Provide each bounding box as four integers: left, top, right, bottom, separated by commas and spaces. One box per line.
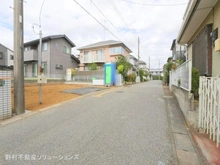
191, 67, 200, 98
127, 73, 136, 83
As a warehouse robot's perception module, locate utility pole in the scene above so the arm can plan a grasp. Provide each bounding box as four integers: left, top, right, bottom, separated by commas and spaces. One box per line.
38, 26, 42, 104
149, 55, 151, 80
159, 60, 160, 80
137, 37, 140, 75
14, 0, 25, 115
38, 0, 46, 104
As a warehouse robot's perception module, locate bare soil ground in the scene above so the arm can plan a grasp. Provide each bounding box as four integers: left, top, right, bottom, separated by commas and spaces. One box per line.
11, 84, 88, 112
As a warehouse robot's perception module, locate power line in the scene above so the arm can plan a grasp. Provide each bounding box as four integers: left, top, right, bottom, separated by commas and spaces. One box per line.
73, 0, 121, 41
73, 0, 140, 56
108, 0, 129, 27
121, 0, 188, 6
90, 0, 134, 51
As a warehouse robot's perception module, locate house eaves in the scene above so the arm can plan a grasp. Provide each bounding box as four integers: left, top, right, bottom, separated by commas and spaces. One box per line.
170, 39, 176, 50
177, 0, 218, 44
70, 54, 80, 64
24, 34, 76, 47
78, 40, 132, 53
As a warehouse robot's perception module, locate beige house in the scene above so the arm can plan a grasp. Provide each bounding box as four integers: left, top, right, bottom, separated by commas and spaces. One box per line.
78, 40, 132, 71
177, 0, 220, 77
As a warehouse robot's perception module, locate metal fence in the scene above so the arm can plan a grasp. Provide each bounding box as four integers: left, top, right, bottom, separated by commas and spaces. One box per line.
170, 60, 192, 91
73, 71, 104, 82
0, 70, 12, 120
198, 76, 220, 147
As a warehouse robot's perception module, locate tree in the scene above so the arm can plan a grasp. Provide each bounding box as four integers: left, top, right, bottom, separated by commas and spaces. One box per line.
88, 63, 97, 70
139, 69, 144, 82
115, 56, 131, 80
163, 61, 175, 85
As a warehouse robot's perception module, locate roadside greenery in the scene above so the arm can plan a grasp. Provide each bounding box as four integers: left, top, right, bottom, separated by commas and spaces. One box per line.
191, 67, 200, 98
138, 69, 149, 82
127, 73, 136, 83
163, 61, 175, 85
88, 63, 97, 70
115, 56, 131, 80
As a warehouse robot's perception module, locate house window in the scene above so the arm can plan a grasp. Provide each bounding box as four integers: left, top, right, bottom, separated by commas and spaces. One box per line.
10, 55, 14, 60
55, 64, 63, 70
32, 62, 38, 77
55, 43, 58, 50
0, 52, 3, 59
42, 62, 47, 75
63, 46, 70, 54
24, 64, 27, 77
84, 51, 91, 62
109, 47, 125, 55
24, 46, 30, 51
42, 42, 48, 51
96, 49, 104, 55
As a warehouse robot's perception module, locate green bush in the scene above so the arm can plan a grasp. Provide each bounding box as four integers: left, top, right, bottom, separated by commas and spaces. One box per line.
191, 67, 200, 98
152, 75, 162, 80
127, 73, 136, 83
88, 63, 97, 70
163, 71, 169, 84
139, 69, 144, 82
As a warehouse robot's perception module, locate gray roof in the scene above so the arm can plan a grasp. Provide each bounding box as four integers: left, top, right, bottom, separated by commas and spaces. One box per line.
0, 43, 13, 52
24, 34, 76, 47
138, 60, 146, 64
70, 54, 80, 64
78, 40, 132, 53
130, 54, 138, 60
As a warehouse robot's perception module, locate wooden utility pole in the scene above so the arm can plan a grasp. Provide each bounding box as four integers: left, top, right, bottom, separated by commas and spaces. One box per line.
14, 0, 25, 115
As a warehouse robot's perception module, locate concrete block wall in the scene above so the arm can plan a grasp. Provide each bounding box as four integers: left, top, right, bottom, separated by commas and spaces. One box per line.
0, 71, 12, 120
171, 85, 199, 129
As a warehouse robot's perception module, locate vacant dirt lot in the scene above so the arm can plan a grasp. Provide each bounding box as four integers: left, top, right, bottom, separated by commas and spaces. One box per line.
11, 84, 88, 112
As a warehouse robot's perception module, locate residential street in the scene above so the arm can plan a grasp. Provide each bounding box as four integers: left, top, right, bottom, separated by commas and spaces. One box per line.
0, 81, 178, 165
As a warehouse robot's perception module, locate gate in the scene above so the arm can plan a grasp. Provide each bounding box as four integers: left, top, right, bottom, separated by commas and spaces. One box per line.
198, 76, 220, 147
0, 70, 12, 120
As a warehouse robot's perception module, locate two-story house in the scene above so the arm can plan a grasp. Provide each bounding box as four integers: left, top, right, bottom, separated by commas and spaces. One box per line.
78, 40, 132, 71
170, 39, 186, 62
24, 35, 79, 78
177, 0, 220, 76
0, 43, 13, 69
138, 60, 149, 72
129, 55, 138, 74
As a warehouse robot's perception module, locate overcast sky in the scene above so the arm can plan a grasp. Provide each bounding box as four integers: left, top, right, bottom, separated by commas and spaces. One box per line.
0, 0, 189, 69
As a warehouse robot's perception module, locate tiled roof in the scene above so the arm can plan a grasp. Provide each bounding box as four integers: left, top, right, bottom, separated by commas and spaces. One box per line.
24, 34, 76, 47
78, 40, 132, 53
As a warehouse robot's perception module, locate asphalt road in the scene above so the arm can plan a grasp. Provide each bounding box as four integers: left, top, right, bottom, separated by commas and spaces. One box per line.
0, 80, 177, 165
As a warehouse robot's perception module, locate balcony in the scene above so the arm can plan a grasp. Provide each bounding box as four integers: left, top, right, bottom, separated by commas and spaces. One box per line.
24, 49, 38, 62
93, 55, 105, 63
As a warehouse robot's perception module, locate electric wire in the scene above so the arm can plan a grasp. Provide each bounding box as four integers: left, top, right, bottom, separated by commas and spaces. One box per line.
90, 0, 134, 52
107, 0, 129, 28
73, 0, 121, 41
121, 0, 188, 6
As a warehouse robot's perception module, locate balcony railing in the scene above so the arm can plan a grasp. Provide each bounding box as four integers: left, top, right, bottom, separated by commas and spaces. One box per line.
82, 54, 105, 63
24, 49, 38, 62
93, 54, 105, 62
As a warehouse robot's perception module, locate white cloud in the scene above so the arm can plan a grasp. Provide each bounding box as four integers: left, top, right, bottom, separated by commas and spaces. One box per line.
0, 0, 188, 68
